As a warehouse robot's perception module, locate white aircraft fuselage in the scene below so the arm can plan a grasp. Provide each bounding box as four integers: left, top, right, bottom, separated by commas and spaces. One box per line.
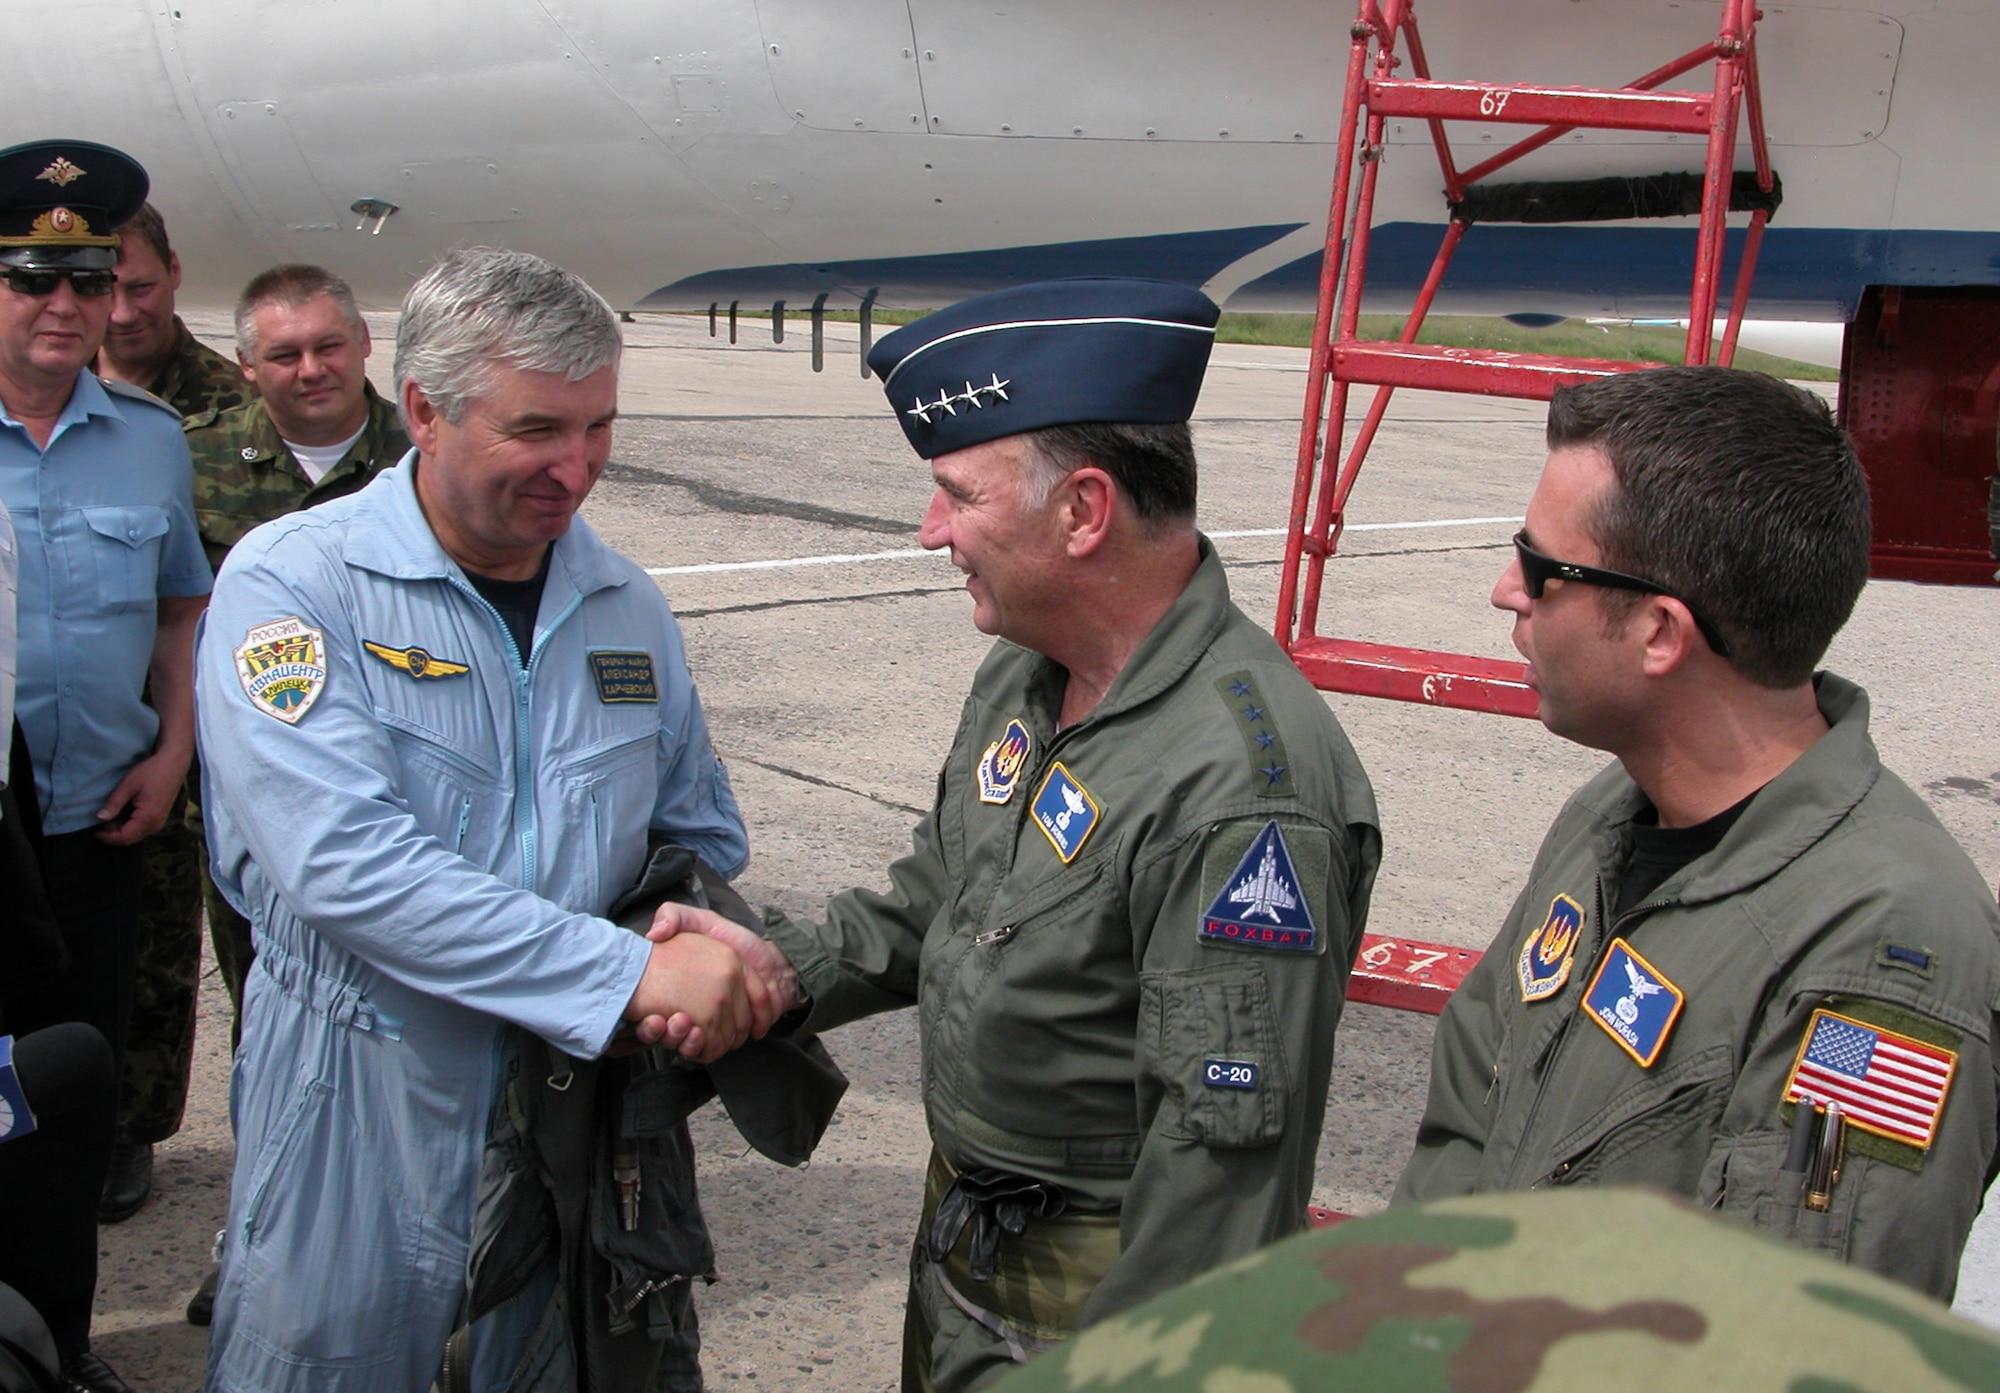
7, 0, 1994, 323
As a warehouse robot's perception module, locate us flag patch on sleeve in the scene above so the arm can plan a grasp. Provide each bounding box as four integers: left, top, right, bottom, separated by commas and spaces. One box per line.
1784, 1007, 1958, 1153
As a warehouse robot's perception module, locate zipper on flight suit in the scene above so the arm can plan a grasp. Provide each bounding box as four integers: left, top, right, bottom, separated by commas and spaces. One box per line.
1530, 878, 1689, 1189
446, 575, 584, 894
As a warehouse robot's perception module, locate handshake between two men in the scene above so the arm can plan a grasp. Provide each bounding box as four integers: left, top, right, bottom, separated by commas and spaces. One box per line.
622, 904, 802, 1063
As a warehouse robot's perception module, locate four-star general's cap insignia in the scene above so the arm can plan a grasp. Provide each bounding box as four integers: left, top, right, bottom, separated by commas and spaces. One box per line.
36, 156, 85, 187
234, 616, 328, 724
364, 641, 470, 680
976, 719, 1031, 804
868, 279, 1216, 459
1581, 939, 1685, 1068
1518, 894, 1584, 1003
1031, 761, 1101, 863
1200, 820, 1320, 953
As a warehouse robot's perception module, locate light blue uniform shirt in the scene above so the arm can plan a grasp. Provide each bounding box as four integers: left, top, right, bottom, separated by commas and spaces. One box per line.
0, 500, 17, 770
197, 459, 747, 1393
0, 371, 211, 833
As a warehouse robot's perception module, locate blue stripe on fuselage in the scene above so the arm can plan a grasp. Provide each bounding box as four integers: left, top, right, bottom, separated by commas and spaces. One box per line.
642, 224, 2000, 321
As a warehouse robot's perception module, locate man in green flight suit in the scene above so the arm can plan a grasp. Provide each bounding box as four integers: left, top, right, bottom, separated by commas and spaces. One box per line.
649, 278, 1382, 1391
1396, 366, 2000, 1300
93, 202, 252, 1228
178, 260, 408, 1323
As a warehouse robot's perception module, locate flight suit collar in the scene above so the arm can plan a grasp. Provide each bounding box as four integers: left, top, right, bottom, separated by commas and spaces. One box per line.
1020, 534, 1230, 732
1568, 671, 1879, 920
340, 454, 630, 603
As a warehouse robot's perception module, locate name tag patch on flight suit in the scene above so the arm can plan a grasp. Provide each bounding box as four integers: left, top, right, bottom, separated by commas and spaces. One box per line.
234, 616, 328, 725
588, 651, 659, 704
1199, 820, 1322, 953
1581, 938, 1685, 1068
1783, 1007, 1957, 1158
977, 719, 1032, 804
1031, 762, 1100, 863
363, 641, 470, 680
1203, 1058, 1260, 1090
1518, 894, 1585, 1002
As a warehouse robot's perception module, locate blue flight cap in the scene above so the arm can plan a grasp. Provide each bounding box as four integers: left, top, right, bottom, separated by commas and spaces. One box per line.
868, 278, 1220, 459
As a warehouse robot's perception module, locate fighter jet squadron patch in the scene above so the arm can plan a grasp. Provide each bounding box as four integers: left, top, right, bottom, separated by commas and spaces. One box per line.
1031, 762, 1100, 863
234, 616, 327, 725
1581, 938, 1685, 1068
364, 641, 470, 680
1518, 893, 1585, 1002
977, 719, 1031, 804
1199, 820, 1321, 953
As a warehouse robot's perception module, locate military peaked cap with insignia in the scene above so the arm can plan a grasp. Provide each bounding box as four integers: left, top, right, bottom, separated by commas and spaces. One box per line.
0, 139, 149, 271
866, 277, 1220, 459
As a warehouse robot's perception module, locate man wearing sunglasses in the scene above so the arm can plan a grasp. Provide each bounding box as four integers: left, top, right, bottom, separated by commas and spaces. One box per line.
0, 139, 211, 1393
1396, 366, 2000, 1300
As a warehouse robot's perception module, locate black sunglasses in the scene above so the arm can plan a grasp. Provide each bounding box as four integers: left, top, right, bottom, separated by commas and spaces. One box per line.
1512, 531, 1731, 657
2, 267, 116, 298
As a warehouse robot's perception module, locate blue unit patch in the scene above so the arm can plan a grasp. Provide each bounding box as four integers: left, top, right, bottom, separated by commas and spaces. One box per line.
1203, 1058, 1260, 1091
977, 719, 1032, 805
1517, 893, 1585, 1003
1200, 820, 1319, 953
1031, 762, 1101, 863
589, 650, 658, 704
1581, 938, 1686, 1069
0, 1034, 35, 1142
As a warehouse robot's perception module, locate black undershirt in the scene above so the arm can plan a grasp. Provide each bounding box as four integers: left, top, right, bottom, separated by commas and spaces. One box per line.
466, 552, 552, 666
1614, 788, 1760, 917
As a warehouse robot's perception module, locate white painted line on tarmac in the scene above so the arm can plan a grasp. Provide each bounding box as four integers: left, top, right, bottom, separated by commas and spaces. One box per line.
643, 515, 1520, 578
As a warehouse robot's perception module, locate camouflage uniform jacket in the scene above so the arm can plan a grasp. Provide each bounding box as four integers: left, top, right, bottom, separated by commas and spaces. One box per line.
185, 381, 409, 573
1397, 674, 2000, 1299
146, 316, 251, 421
762, 539, 1382, 1322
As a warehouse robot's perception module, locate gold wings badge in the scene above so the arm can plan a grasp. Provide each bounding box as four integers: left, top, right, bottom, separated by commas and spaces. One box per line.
363, 641, 470, 680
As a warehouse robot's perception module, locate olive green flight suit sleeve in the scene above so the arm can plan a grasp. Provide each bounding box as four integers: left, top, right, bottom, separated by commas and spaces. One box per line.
1393, 890, 1531, 1204
1710, 989, 2000, 1300
1083, 812, 1377, 1323
759, 769, 954, 1033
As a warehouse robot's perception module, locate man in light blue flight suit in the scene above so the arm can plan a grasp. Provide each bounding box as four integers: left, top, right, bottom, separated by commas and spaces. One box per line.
196, 248, 772, 1393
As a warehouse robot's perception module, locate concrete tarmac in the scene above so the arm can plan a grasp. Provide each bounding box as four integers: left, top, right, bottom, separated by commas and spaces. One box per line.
92, 311, 2000, 1390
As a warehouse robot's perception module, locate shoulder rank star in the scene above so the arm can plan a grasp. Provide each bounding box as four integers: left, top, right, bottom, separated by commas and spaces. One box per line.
364, 641, 470, 680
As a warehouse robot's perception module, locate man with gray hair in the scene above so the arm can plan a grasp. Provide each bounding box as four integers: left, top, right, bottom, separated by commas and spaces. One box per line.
196, 247, 772, 1393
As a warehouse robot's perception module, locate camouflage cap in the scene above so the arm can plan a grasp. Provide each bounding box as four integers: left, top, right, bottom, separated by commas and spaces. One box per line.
992, 1188, 2000, 1393
0, 139, 148, 271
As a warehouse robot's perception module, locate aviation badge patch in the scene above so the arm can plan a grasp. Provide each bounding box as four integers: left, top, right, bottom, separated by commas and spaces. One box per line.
1581, 938, 1685, 1068
1199, 820, 1321, 953
1031, 761, 1100, 863
1518, 893, 1585, 1002
977, 719, 1032, 804
364, 641, 470, 680
234, 616, 327, 725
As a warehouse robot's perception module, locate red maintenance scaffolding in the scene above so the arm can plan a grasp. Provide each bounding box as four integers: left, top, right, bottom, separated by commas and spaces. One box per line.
1311, 0, 1778, 1009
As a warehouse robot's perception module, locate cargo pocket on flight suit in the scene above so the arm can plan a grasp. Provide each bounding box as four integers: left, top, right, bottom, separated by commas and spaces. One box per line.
223, 1062, 423, 1376
1712, 1130, 1858, 1259
81, 505, 169, 611
1138, 963, 1289, 1148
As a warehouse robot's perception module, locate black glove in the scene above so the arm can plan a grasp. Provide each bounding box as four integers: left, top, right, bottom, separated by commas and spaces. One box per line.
925, 1167, 1069, 1282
